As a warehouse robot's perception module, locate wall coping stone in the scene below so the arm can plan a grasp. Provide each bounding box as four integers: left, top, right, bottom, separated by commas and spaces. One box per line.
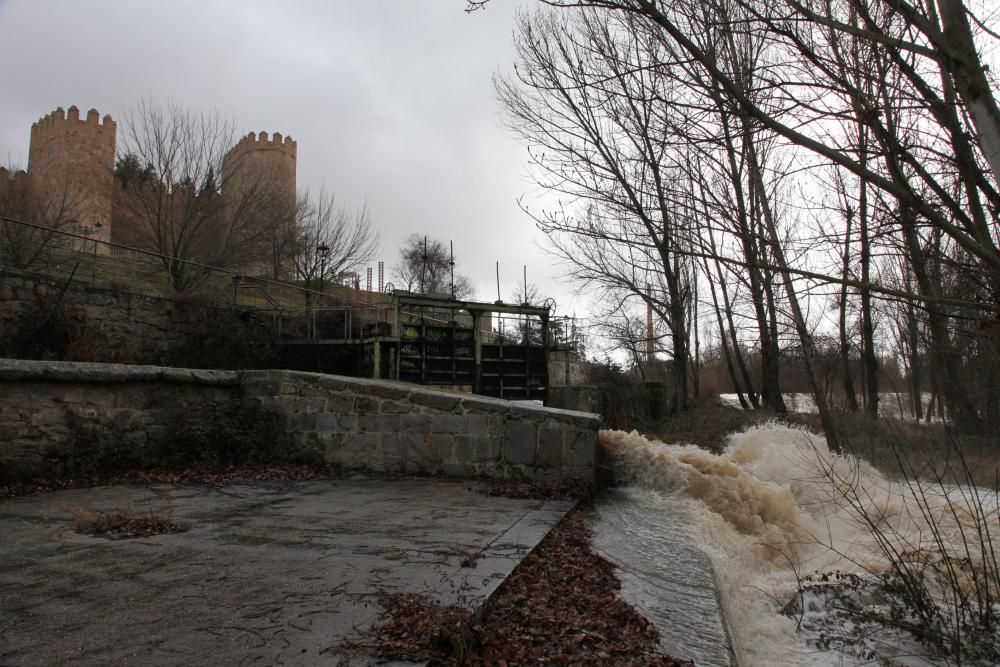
242, 369, 602, 426
0, 361, 602, 427
0, 358, 240, 386
0, 362, 600, 482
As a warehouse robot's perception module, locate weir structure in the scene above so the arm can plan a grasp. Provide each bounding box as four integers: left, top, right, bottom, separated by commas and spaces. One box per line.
276, 291, 557, 402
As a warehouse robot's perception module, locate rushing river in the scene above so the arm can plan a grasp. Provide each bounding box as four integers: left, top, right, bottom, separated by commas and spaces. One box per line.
595, 424, 999, 666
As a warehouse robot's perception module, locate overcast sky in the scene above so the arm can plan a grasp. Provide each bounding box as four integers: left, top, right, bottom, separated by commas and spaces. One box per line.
0, 1, 583, 313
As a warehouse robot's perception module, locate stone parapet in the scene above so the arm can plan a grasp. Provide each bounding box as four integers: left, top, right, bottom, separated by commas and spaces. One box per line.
241, 371, 600, 481
0, 360, 600, 483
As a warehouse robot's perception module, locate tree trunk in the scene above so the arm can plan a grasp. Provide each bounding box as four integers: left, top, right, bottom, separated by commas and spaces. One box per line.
838, 199, 860, 412
747, 136, 841, 452
716, 100, 780, 412
705, 256, 749, 407
905, 285, 924, 421
858, 167, 879, 417
689, 271, 700, 399
669, 292, 689, 413
935, 0, 1000, 185
719, 264, 759, 408
900, 208, 981, 430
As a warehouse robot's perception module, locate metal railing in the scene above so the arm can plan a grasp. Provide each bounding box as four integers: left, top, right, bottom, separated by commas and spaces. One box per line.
1, 216, 585, 348
0, 215, 376, 314
269, 305, 395, 342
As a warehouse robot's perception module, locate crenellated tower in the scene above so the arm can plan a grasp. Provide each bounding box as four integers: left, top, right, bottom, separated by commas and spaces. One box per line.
28, 106, 116, 248
5, 107, 299, 272
222, 131, 297, 277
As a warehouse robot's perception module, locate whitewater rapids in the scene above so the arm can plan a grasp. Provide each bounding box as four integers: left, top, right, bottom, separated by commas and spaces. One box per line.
598, 424, 999, 666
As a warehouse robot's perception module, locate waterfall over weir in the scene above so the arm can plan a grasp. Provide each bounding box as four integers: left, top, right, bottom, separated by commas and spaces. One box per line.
595, 425, 999, 666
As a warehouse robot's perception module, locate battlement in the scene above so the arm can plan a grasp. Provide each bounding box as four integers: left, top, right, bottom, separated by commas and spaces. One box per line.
30, 106, 115, 136
12, 104, 297, 271
228, 130, 297, 159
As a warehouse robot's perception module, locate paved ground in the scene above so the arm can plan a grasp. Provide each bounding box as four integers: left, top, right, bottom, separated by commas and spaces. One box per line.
0, 478, 573, 666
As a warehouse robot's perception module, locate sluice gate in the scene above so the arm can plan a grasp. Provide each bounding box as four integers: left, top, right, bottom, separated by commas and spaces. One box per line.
274, 292, 565, 402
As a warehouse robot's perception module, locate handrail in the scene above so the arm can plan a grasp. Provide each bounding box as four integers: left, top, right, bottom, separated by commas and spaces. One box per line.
0, 214, 377, 309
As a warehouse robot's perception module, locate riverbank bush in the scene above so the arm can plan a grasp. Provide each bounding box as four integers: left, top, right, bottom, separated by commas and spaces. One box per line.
791, 410, 998, 488
797, 430, 1000, 664
646, 396, 766, 453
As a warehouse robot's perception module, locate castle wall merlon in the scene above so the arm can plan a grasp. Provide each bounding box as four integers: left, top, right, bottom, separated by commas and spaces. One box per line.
31, 106, 114, 132
39, 107, 66, 125
227, 130, 297, 160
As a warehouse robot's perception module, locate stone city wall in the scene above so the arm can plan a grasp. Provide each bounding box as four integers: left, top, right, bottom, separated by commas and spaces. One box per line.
0, 360, 600, 483
0, 269, 248, 364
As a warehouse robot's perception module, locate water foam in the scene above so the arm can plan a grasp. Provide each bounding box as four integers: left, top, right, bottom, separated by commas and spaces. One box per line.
599, 424, 1000, 666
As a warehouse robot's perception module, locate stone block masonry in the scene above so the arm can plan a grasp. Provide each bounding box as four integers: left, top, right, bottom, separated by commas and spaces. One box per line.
0, 269, 270, 366
242, 371, 600, 481
0, 359, 600, 483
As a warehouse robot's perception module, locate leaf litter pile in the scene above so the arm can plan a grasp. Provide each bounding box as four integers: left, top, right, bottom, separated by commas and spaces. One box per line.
365, 512, 692, 665
486, 478, 593, 501
71, 506, 189, 540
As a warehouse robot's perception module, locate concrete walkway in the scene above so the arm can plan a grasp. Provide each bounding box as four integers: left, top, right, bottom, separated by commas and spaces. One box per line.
0, 479, 573, 666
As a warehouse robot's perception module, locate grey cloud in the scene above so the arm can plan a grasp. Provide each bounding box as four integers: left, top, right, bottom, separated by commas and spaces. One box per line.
0, 0, 580, 313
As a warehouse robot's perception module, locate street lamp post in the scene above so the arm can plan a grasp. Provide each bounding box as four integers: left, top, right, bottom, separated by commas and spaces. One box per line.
316, 243, 331, 306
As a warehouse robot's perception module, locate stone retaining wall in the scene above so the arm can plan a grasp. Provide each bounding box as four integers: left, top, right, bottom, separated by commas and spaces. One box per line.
242, 371, 599, 480
0, 269, 274, 368
0, 359, 600, 482
0, 270, 191, 363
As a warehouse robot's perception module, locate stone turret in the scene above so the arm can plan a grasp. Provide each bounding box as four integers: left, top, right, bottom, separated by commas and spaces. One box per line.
222, 130, 297, 208
222, 131, 298, 278
28, 106, 116, 248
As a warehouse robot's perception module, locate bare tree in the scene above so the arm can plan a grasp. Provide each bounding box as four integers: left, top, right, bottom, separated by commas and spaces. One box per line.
498, 9, 702, 412
503, 280, 548, 343
291, 189, 380, 297
391, 234, 475, 300
113, 99, 282, 291
0, 164, 83, 270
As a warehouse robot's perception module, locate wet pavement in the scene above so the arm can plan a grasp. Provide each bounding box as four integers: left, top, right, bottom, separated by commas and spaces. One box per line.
0, 478, 573, 666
